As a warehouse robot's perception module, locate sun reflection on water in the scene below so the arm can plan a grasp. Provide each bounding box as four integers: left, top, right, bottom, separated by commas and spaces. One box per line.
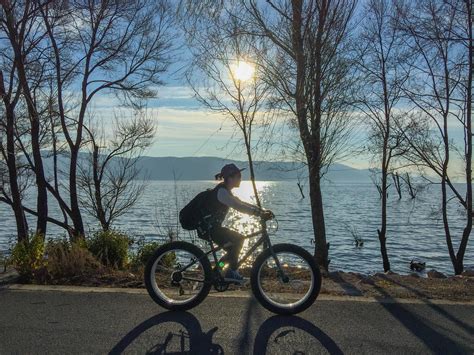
222, 180, 275, 267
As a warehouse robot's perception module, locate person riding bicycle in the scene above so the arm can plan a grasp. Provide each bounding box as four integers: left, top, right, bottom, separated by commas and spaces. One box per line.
199, 163, 274, 283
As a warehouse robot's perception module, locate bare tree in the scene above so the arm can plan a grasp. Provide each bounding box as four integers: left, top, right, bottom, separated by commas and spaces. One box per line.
185, 11, 272, 209
35, 0, 174, 240
0, 62, 29, 241
354, 0, 409, 272
242, 0, 357, 270
396, 0, 472, 274
400, 172, 419, 199
78, 111, 155, 231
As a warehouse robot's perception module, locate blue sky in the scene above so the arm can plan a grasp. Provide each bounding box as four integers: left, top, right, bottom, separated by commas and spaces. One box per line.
86, 6, 469, 176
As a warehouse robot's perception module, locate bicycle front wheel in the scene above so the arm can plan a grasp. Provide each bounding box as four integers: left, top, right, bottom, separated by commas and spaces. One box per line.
251, 243, 321, 315
144, 241, 212, 311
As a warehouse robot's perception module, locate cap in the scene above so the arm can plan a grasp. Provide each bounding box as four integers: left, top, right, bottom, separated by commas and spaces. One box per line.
215, 163, 246, 180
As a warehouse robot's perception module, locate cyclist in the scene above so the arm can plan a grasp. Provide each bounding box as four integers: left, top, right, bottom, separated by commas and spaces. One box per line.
200, 163, 274, 283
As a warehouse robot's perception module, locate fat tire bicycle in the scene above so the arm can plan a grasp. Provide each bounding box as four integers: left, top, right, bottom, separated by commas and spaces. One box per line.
144, 216, 321, 315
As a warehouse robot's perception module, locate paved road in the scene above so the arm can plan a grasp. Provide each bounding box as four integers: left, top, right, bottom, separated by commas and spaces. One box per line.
0, 286, 473, 354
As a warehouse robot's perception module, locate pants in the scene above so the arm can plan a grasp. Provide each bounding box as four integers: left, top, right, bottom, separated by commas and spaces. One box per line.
210, 226, 244, 270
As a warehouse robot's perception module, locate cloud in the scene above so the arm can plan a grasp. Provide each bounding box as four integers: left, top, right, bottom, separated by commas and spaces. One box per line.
155, 86, 195, 100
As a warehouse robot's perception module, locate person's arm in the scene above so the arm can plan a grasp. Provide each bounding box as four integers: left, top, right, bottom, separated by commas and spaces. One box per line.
217, 187, 262, 216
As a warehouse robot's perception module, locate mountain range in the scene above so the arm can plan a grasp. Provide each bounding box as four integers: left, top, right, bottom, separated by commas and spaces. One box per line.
134, 156, 371, 182
38, 153, 372, 182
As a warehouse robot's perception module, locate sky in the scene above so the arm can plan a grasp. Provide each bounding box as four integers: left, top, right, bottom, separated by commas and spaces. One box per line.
85, 2, 469, 176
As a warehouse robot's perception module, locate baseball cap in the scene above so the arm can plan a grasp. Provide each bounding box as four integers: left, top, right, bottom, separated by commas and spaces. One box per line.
214, 163, 246, 180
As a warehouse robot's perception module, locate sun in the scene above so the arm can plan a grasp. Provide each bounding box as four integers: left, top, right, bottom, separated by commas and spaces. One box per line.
232, 60, 255, 81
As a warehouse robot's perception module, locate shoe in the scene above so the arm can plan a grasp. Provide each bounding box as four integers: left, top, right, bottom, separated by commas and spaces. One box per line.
224, 269, 245, 284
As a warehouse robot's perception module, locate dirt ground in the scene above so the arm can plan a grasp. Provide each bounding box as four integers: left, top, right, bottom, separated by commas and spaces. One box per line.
320, 271, 474, 301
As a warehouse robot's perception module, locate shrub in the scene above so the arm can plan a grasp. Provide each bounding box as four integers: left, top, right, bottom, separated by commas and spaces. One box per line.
0, 251, 9, 272
86, 229, 133, 269
45, 238, 103, 279
131, 239, 175, 269
11, 233, 47, 282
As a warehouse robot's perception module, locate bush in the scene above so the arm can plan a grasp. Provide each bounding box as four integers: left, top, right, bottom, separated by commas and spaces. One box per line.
0, 251, 9, 272
131, 239, 175, 269
11, 233, 47, 282
45, 238, 103, 279
86, 229, 133, 269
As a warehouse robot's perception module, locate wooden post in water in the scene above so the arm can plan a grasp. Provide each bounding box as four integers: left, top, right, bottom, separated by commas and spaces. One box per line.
297, 182, 305, 198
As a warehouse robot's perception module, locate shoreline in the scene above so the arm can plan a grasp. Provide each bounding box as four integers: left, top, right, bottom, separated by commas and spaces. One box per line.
2, 265, 472, 302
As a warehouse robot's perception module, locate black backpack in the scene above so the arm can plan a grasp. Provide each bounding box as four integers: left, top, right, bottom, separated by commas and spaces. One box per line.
179, 188, 214, 230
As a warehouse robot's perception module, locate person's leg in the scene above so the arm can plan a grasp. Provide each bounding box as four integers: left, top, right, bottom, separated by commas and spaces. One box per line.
210, 226, 244, 270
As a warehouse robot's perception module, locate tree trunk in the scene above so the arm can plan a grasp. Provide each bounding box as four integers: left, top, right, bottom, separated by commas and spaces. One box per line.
291, 0, 329, 270
308, 165, 329, 270
29, 109, 48, 235
4, 3, 48, 235
5, 106, 29, 241
69, 148, 85, 240
455, 0, 473, 275
92, 144, 107, 231
244, 137, 262, 208
378, 158, 391, 272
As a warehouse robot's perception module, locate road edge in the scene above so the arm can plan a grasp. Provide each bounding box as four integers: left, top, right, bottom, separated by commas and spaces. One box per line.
2, 283, 473, 305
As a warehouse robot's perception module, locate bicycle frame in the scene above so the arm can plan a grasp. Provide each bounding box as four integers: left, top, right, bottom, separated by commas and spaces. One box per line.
176, 219, 283, 278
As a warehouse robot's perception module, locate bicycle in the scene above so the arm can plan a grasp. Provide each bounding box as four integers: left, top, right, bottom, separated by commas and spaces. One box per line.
144, 215, 322, 315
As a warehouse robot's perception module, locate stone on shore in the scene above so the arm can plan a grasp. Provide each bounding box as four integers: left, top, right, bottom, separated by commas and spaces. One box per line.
427, 269, 447, 279
461, 267, 474, 277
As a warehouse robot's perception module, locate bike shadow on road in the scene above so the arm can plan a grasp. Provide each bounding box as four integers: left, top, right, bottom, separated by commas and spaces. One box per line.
238, 297, 343, 354
108, 300, 342, 354
252, 315, 344, 355
108, 311, 224, 354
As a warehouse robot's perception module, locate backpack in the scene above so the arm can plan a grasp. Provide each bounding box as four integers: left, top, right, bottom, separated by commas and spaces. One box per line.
179, 188, 215, 230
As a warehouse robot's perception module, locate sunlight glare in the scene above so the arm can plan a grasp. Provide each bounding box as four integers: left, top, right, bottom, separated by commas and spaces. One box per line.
232, 60, 255, 81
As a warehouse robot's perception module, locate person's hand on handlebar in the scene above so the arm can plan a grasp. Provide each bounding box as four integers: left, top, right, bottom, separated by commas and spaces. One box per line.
260, 209, 275, 221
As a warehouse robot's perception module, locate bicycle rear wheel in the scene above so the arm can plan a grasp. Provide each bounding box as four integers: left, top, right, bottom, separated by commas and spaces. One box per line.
144, 241, 212, 311
251, 243, 321, 315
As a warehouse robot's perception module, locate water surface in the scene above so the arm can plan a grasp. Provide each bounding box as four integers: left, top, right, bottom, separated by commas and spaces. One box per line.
1, 180, 472, 275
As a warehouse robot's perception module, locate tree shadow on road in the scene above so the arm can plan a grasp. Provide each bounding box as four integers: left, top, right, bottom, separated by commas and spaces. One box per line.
378, 274, 474, 335
109, 311, 223, 354
373, 283, 472, 353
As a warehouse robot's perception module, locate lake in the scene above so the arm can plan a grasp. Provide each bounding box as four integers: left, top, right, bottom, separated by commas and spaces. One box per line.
1, 180, 473, 275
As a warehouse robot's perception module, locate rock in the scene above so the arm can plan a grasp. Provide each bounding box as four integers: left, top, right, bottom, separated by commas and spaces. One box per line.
461, 268, 474, 277
427, 269, 446, 279
409, 272, 420, 278
360, 277, 375, 285
348, 272, 365, 279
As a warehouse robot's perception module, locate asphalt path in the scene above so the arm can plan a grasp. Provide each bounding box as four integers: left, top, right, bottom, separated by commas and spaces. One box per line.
0, 286, 473, 354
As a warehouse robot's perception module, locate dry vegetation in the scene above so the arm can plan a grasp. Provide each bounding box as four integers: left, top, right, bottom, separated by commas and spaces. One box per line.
3, 262, 472, 302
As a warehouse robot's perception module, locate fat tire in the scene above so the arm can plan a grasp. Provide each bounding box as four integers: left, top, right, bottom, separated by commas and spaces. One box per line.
251, 243, 321, 315
144, 241, 212, 311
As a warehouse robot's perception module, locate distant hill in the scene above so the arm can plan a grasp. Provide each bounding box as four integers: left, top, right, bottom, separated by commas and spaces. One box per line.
135, 156, 371, 182
39, 153, 372, 182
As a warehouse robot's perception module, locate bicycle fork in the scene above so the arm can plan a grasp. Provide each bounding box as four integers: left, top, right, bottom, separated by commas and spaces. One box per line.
265, 234, 290, 283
